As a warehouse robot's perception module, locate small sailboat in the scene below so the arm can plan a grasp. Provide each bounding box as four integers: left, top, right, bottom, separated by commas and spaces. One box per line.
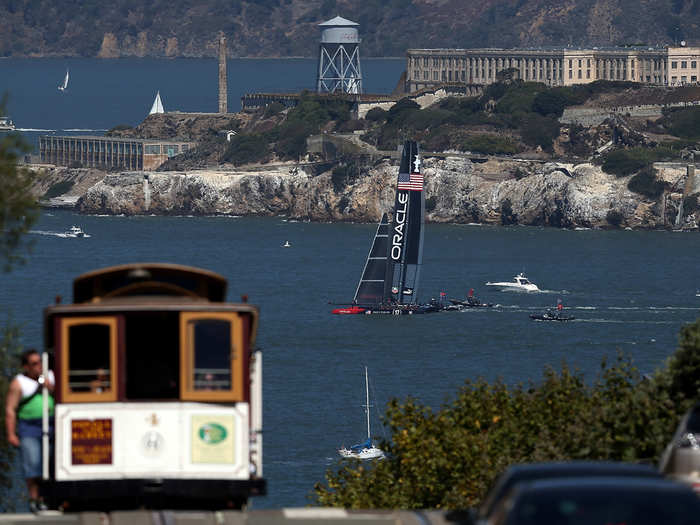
338, 367, 385, 460
149, 91, 165, 115
283, 240, 291, 247
58, 69, 69, 92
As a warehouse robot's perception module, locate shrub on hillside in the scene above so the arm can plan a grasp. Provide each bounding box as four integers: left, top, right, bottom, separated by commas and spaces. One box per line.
263, 101, 285, 118
365, 107, 387, 122
627, 165, 667, 198
221, 133, 269, 165
461, 134, 519, 155
600, 149, 650, 176
42, 180, 74, 199
520, 114, 560, 151
663, 107, 700, 139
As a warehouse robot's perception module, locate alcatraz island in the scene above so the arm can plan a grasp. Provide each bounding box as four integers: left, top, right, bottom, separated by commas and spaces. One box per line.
28, 21, 700, 231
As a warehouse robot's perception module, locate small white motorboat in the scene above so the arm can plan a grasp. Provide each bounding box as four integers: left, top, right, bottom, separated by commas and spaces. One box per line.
66, 225, 86, 238
283, 240, 291, 247
485, 273, 539, 292
0, 116, 15, 131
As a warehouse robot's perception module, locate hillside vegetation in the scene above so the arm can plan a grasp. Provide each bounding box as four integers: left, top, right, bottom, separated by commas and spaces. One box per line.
2, 0, 700, 58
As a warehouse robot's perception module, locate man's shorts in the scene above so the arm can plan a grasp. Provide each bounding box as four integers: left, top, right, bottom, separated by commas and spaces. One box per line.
20, 436, 42, 479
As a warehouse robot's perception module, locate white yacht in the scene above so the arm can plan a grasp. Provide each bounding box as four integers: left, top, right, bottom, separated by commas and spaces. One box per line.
66, 225, 86, 238
0, 117, 15, 131
485, 273, 540, 292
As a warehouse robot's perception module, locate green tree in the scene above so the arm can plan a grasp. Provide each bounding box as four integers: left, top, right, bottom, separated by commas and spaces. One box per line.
0, 99, 39, 272
313, 324, 700, 509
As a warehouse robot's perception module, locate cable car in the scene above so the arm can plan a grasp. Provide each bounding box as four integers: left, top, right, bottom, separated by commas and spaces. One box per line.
41, 263, 264, 510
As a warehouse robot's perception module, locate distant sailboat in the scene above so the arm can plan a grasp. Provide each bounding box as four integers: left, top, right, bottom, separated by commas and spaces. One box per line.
58, 69, 69, 92
149, 91, 165, 115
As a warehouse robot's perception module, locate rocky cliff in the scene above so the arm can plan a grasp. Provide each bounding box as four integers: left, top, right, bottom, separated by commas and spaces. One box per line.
35, 157, 697, 230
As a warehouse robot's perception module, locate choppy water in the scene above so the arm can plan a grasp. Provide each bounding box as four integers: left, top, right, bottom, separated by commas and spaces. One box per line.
1, 211, 699, 508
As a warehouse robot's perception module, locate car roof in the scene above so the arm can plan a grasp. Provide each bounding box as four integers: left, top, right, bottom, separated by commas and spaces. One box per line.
478, 462, 661, 518
503, 461, 660, 478
519, 476, 691, 493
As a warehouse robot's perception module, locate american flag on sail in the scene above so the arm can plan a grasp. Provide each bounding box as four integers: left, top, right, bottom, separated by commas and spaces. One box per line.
397, 172, 424, 191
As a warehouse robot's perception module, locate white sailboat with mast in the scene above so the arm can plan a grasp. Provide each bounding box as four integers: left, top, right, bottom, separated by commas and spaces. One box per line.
149, 91, 165, 115
338, 367, 385, 460
58, 68, 69, 92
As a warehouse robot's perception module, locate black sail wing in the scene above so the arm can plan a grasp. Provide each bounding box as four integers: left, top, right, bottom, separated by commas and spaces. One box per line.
354, 213, 390, 305
387, 141, 424, 305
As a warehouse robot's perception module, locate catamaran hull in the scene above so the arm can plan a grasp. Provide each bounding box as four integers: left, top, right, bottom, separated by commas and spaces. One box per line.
331, 306, 367, 315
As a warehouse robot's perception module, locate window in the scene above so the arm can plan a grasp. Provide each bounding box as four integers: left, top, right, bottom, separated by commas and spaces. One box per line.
578, 59, 582, 67
681, 61, 687, 68
179, 312, 244, 401
59, 317, 118, 403
692, 76, 697, 82
672, 61, 678, 69
569, 59, 572, 68
587, 70, 590, 79
682, 76, 687, 82
587, 59, 590, 67
569, 70, 572, 79
145, 144, 161, 154
692, 61, 697, 68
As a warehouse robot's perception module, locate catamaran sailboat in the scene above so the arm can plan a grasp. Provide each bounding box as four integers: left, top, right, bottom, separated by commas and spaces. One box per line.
338, 367, 385, 460
332, 140, 435, 315
58, 69, 69, 92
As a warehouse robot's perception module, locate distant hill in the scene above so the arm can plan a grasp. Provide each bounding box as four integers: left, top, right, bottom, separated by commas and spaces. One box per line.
1, 0, 699, 58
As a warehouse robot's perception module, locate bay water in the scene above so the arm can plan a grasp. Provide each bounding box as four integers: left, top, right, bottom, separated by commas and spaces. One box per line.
1, 211, 699, 508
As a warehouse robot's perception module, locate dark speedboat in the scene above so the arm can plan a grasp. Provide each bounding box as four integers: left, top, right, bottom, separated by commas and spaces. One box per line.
529, 311, 575, 322
449, 298, 493, 308
332, 140, 435, 316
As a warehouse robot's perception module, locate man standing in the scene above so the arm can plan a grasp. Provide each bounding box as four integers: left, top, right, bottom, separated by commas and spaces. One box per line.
5, 348, 54, 512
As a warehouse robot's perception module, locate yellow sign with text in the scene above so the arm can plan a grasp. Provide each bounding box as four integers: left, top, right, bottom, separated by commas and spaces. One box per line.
191, 414, 235, 464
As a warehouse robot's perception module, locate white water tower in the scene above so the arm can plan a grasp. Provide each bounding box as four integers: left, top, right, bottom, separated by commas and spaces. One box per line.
317, 16, 363, 94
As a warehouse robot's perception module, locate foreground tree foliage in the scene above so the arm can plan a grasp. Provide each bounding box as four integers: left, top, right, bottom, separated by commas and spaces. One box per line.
0, 99, 38, 271
313, 320, 700, 509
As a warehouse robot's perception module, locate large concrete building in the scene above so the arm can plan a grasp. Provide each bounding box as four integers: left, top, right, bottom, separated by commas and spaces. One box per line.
405, 45, 700, 93
39, 135, 194, 171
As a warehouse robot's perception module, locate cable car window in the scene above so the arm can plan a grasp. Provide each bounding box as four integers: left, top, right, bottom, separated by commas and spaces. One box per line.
59, 317, 118, 403
68, 324, 110, 392
193, 320, 231, 390
180, 312, 244, 401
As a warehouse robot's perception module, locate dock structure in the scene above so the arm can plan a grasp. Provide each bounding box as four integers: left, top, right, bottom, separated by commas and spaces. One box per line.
39, 136, 194, 171
218, 33, 228, 114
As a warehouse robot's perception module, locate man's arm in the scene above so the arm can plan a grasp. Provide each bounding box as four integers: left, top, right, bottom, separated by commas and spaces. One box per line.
5, 379, 21, 447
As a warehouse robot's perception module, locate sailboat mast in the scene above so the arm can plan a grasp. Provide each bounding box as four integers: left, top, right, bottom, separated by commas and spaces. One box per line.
365, 366, 370, 440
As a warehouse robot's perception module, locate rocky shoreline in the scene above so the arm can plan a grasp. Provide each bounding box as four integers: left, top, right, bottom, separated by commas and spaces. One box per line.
31, 156, 700, 230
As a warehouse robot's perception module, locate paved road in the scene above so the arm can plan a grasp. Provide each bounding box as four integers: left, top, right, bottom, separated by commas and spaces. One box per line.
0, 509, 455, 525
